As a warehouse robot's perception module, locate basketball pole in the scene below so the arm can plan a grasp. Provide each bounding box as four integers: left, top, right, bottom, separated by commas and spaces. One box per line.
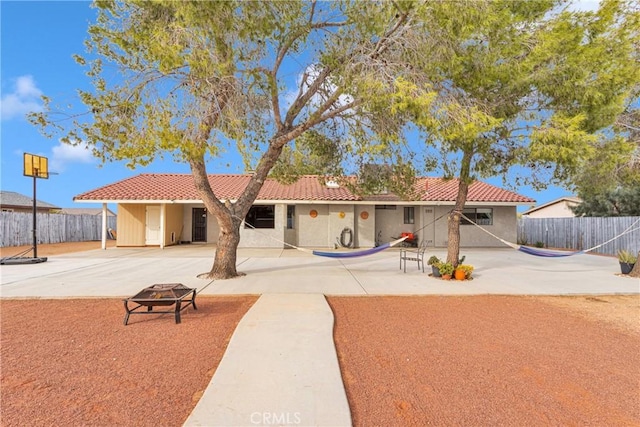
32, 173, 38, 258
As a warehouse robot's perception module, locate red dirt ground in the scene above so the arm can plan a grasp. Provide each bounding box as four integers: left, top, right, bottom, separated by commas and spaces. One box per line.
327, 295, 640, 426
0, 296, 257, 427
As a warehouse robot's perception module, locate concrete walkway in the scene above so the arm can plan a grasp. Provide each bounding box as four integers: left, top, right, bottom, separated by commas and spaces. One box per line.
183, 293, 351, 427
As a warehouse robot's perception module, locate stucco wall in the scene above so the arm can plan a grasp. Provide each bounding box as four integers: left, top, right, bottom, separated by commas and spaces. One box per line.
355, 205, 375, 247
163, 204, 183, 246
374, 206, 421, 245
238, 204, 285, 248
298, 205, 328, 247
116, 204, 146, 246
119, 201, 520, 249
433, 205, 517, 247
328, 205, 355, 248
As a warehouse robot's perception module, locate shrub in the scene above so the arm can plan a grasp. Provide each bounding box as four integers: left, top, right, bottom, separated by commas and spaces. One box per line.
437, 262, 454, 276
427, 255, 441, 266
617, 250, 637, 264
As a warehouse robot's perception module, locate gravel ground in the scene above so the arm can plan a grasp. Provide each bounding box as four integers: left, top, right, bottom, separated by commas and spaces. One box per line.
0, 296, 257, 427
327, 295, 640, 426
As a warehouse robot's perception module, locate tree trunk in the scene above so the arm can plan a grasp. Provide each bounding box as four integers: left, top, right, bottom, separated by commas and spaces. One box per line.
446, 147, 473, 268
629, 251, 640, 278
447, 179, 469, 268
190, 158, 244, 280
203, 214, 244, 279
189, 132, 292, 280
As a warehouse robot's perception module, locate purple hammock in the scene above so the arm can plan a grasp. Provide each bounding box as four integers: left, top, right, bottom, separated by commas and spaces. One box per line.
518, 245, 585, 258
312, 237, 408, 258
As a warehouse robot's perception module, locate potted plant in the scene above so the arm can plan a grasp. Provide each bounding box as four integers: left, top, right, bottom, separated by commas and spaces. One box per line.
454, 264, 474, 280
438, 262, 454, 280
617, 250, 637, 275
427, 255, 441, 277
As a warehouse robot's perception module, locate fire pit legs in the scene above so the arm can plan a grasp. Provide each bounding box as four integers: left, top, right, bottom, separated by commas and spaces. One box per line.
123, 284, 197, 325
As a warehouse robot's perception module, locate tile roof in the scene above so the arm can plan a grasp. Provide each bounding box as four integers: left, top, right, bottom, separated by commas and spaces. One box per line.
0, 191, 60, 209
74, 173, 535, 204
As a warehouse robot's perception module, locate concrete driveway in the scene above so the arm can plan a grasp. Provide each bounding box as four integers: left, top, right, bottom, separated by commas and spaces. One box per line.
1, 246, 637, 298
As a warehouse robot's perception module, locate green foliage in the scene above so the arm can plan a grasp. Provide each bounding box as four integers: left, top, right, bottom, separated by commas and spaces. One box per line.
427, 255, 441, 266
617, 250, 637, 264
571, 186, 640, 216
270, 131, 343, 184
437, 262, 454, 276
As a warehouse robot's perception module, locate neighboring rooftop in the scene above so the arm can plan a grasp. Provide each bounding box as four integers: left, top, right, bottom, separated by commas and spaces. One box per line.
56, 208, 116, 217
74, 174, 535, 205
521, 196, 581, 216
0, 190, 60, 210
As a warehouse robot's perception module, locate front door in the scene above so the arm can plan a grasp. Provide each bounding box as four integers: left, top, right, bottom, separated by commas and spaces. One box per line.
192, 208, 207, 242
145, 206, 161, 245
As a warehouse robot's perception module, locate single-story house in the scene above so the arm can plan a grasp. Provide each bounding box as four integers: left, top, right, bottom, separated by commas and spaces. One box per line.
521, 196, 581, 218
0, 190, 60, 213
74, 173, 535, 249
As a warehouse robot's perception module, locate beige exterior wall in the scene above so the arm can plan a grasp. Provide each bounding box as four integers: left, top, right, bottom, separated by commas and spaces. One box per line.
284, 204, 296, 247
238, 203, 285, 248
433, 205, 517, 247
163, 204, 183, 246
374, 205, 422, 246
116, 204, 146, 246
328, 205, 355, 248
298, 205, 329, 247
115, 201, 520, 249
525, 201, 578, 218
355, 205, 375, 248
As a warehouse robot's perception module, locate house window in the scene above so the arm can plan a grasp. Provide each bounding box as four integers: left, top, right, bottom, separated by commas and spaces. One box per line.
461, 208, 493, 225
287, 205, 295, 229
375, 205, 397, 210
404, 207, 415, 224
245, 205, 275, 229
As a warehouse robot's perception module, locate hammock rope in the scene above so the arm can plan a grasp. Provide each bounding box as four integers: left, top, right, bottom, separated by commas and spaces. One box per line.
460, 213, 640, 258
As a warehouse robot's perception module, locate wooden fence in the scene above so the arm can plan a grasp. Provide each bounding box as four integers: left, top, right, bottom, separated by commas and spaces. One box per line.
517, 216, 640, 256
0, 211, 117, 247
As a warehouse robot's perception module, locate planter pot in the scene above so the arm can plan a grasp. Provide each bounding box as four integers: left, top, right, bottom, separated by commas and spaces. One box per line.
454, 269, 466, 280
620, 262, 635, 275
431, 266, 441, 277
441, 274, 452, 280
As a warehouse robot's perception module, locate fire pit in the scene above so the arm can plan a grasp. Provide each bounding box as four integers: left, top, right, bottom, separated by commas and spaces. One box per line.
123, 283, 197, 325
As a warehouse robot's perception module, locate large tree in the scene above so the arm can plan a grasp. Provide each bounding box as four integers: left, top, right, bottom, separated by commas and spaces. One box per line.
395, 0, 639, 266
32, 0, 434, 279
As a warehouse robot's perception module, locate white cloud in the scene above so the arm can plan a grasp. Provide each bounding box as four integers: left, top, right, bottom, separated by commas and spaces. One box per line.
1, 75, 44, 120
51, 140, 95, 172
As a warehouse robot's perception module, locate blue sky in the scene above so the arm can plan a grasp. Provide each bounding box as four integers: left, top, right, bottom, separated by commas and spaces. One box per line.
1, 1, 593, 211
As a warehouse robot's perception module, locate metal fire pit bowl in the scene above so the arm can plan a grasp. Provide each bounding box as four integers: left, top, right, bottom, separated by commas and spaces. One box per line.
123, 283, 197, 325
